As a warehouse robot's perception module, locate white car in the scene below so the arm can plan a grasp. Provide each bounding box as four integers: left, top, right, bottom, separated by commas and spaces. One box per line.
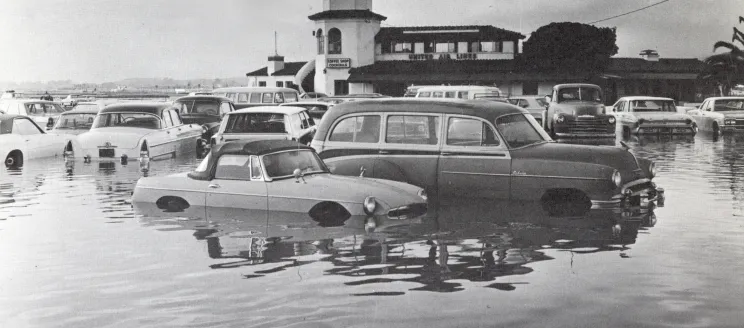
212, 106, 317, 146
48, 106, 101, 136
610, 96, 697, 137
1, 114, 74, 168
0, 99, 65, 130
73, 102, 203, 164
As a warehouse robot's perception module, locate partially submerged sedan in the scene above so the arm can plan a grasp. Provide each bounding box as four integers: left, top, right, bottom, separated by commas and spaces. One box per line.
73, 103, 203, 163
610, 96, 697, 137
172, 95, 235, 148
0, 99, 66, 130
131, 140, 428, 225
1, 114, 73, 168
48, 106, 100, 136
686, 97, 744, 134
311, 98, 664, 214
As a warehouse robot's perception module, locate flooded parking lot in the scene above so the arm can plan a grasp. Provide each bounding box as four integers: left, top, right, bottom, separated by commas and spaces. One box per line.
2, 134, 744, 327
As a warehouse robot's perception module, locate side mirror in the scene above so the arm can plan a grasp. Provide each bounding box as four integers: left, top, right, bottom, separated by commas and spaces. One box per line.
293, 168, 306, 183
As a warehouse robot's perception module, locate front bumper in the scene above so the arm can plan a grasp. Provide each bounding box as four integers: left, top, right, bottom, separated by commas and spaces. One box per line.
720, 125, 744, 133
555, 132, 616, 138
635, 125, 696, 135
591, 179, 665, 209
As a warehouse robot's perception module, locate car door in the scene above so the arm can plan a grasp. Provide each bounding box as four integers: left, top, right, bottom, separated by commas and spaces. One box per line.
206, 154, 268, 222
697, 100, 715, 130
437, 115, 511, 203
318, 114, 382, 178
169, 109, 199, 154
297, 110, 315, 144
12, 117, 47, 159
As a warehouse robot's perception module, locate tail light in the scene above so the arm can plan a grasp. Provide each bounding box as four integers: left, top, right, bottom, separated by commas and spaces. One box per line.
47, 117, 54, 129
139, 140, 150, 162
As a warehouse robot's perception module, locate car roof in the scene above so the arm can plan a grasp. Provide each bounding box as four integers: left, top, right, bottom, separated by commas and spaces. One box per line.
316, 98, 526, 139
212, 87, 298, 93
174, 95, 232, 102
231, 106, 305, 115
705, 97, 744, 101
553, 83, 601, 89
280, 101, 330, 106
417, 86, 501, 92
98, 102, 172, 115
62, 106, 101, 114
187, 140, 314, 180
618, 96, 674, 101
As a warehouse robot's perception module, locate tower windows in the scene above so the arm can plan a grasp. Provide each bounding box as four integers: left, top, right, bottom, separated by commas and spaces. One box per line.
316, 28, 324, 54
328, 28, 342, 54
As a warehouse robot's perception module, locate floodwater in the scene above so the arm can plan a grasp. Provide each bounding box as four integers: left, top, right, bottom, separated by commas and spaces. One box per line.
2, 134, 744, 328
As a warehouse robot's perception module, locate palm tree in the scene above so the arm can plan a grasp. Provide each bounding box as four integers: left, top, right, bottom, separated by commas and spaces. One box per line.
700, 18, 744, 95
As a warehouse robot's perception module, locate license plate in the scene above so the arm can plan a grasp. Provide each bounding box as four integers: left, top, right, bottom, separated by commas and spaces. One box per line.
99, 148, 115, 158
644, 128, 657, 133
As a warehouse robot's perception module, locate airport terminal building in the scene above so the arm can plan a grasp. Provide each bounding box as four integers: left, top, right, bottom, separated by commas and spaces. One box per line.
245, 0, 708, 103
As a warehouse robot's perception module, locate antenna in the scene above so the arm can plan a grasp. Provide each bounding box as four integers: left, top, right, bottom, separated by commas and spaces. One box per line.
274, 31, 278, 55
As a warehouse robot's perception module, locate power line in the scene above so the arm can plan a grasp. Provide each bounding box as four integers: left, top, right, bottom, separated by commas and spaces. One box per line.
587, 0, 672, 25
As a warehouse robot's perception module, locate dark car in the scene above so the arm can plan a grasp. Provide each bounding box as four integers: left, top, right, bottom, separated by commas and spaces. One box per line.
173, 95, 235, 148
310, 98, 663, 214
544, 83, 616, 138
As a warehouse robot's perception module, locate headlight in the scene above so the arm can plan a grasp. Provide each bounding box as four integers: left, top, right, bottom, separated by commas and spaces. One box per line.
608, 116, 616, 124
648, 162, 656, 179
201, 125, 208, 133
418, 189, 428, 201
555, 114, 565, 123
685, 119, 692, 125
363, 196, 377, 215
725, 119, 736, 125
612, 170, 622, 188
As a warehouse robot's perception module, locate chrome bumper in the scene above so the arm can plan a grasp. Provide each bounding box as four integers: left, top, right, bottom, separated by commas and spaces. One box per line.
555, 132, 616, 138
592, 180, 665, 209
635, 126, 695, 134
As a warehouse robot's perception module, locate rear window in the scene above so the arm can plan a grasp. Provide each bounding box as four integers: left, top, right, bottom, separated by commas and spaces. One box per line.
214, 154, 252, 180
54, 113, 97, 130
224, 113, 286, 134
25, 103, 64, 115
92, 112, 161, 129
175, 100, 221, 115
328, 115, 381, 143
631, 100, 677, 112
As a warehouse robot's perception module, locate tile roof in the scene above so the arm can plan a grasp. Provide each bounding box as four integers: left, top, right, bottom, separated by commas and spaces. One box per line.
308, 10, 387, 21
375, 25, 526, 42
245, 61, 308, 77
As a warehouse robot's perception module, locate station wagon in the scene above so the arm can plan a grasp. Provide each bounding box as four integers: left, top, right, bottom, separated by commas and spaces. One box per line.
212, 106, 317, 146
211, 87, 299, 109
311, 98, 663, 214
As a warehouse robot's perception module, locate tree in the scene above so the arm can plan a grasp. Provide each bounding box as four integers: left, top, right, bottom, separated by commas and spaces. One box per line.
700, 16, 744, 95
521, 22, 618, 73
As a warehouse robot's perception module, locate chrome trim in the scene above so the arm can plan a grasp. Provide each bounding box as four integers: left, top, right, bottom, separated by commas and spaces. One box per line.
138, 186, 204, 193
515, 174, 606, 181
441, 170, 510, 177
269, 194, 357, 203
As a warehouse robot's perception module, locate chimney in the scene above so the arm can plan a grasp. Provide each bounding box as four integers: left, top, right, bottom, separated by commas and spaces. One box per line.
639, 49, 659, 62
267, 55, 285, 75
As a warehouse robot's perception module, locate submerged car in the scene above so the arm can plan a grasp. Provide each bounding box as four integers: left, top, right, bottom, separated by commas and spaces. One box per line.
212, 106, 316, 146
131, 140, 428, 225
73, 102, 203, 163
1, 114, 73, 168
0, 99, 66, 130
686, 97, 744, 135
311, 98, 664, 214
173, 95, 235, 148
48, 106, 101, 136
611, 96, 697, 137
544, 83, 615, 138
507, 95, 548, 126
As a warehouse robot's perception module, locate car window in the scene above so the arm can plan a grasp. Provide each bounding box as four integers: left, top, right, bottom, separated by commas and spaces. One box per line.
444, 91, 456, 98
169, 110, 182, 125
299, 111, 309, 129
535, 98, 548, 107
13, 118, 43, 135
249, 93, 261, 103
385, 115, 440, 145
283, 92, 298, 103
237, 93, 249, 103
507, 99, 519, 105
224, 93, 236, 101
92, 113, 162, 129
224, 113, 287, 133
262, 149, 325, 179
433, 91, 444, 98
328, 115, 381, 143
261, 93, 273, 103
418, 92, 431, 98
289, 114, 302, 132
219, 102, 233, 115
274, 93, 285, 104
304, 110, 315, 126
54, 113, 96, 130
631, 100, 676, 112
163, 111, 174, 128
517, 99, 529, 108
446, 117, 499, 147
250, 155, 262, 179
25, 103, 64, 115
557, 87, 601, 103
179, 100, 220, 115
714, 99, 744, 111
495, 114, 546, 148
214, 154, 252, 180
457, 91, 469, 99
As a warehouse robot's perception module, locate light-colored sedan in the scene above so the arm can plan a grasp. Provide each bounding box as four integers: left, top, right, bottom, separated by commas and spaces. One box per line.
610, 96, 697, 137
0, 99, 66, 130
131, 140, 428, 226
686, 97, 744, 135
1, 114, 73, 168
212, 106, 317, 146
48, 105, 102, 136
73, 102, 203, 163
507, 95, 548, 126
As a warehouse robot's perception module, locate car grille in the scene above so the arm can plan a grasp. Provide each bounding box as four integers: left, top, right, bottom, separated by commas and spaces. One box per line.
644, 119, 688, 125
99, 149, 115, 158
565, 117, 613, 134
387, 203, 427, 219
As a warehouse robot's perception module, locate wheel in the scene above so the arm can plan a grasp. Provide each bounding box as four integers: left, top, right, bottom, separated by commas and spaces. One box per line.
5, 151, 23, 168
712, 122, 721, 138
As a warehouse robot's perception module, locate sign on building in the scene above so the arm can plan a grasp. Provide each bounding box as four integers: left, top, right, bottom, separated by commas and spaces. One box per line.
327, 58, 351, 68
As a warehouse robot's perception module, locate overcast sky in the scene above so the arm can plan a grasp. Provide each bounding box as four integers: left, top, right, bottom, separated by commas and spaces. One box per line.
0, 0, 740, 82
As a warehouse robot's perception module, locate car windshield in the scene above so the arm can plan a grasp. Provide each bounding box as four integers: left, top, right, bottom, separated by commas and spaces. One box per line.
54, 113, 97, 130
224, 113, 286, 134
714, 99, 744, 111
631, 100, 676, 112
262, 149, 327, 179
175, 100, 220, 116
557, 87, 602, 103
495, 114, 550, 148
194, 153, 211, 172
92, 112, 162, 129
25, 103, 65, 115
535, 98, 548, 107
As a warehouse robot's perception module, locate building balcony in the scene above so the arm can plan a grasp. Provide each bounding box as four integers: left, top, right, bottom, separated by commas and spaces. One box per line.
375, 52, 514, 61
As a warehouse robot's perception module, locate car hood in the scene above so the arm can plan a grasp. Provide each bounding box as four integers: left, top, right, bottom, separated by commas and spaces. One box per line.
720, 111, 744, 119
275, 173, 424, 208
512, 142, 643, 178
633, 112, 692, 121
553, 102, 605, 116
78, 127, 152, 149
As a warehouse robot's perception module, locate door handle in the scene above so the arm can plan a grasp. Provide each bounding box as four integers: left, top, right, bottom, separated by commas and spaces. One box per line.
208, 184, 220, 189
379, 150, 390, 154
441, 152, 455, 156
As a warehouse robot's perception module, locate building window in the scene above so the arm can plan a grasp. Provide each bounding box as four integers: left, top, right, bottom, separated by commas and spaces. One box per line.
316, 28, 324, 54
334, 80, 349, 96
258, 81, 266, 87
502, 41, 514, 53
392, 41, 412, 53
457, 42, 468, 54
435, 42, 455, 53
414, 42, 425, 54
480, 41, 500, 52
328, 28, 342, 54
470, 42, 480, 52
276, 81, 284, 87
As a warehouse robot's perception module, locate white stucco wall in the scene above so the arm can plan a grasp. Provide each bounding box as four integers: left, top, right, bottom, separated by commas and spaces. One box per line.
314, 18, 380, 95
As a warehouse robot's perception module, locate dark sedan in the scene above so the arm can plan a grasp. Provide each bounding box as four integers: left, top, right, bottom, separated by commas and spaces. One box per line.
173, 95, 235, 149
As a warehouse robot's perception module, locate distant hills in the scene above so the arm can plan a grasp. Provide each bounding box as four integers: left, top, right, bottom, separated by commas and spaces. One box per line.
0, 76, 251, 92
